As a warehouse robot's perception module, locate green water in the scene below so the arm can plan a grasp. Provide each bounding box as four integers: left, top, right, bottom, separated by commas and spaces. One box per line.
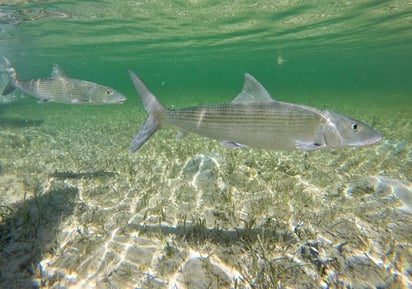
0, 1, 411, 289
1, 0, 412, 100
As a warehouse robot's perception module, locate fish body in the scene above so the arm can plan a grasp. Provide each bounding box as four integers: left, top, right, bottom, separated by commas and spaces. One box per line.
1, 57, 126, 104
128, 70, 382, 153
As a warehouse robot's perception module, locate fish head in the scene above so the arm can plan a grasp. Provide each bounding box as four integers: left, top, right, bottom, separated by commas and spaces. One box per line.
323, 111, 382, 148
94, 86, 127, 104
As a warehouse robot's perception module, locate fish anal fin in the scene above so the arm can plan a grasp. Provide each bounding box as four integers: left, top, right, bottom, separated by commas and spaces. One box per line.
221, 141, 248, 149
295, 140, 325, 151
231, 73, 275, 104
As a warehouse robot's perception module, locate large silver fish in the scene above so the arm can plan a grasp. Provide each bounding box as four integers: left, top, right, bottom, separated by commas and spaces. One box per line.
1, 57, 126, 104
128, 70, 382, 153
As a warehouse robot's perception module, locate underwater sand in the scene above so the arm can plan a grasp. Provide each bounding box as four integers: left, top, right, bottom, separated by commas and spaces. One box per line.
1, 1, 412, 288
0, 92, 411, 289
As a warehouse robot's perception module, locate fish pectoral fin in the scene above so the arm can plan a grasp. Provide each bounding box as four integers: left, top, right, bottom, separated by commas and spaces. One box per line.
37, 98, 50, 104
221, 141, 248, 149
295, 140, 325, 151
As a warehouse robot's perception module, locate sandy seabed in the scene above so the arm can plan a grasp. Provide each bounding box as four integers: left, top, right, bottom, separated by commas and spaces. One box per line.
0, 97, 411, 289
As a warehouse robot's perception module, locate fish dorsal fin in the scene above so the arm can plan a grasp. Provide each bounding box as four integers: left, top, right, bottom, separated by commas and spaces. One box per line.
231, 73, 275, 104
51, 64, 67, 79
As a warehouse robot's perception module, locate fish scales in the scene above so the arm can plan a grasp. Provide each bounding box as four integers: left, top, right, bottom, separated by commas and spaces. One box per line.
163, 104, 321, 129
20, 78, 96, 103
127, 71, 382, 153
162, 103, 323, 149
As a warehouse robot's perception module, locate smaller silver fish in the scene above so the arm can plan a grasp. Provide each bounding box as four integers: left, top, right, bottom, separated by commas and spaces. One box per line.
1, 57, 126, 104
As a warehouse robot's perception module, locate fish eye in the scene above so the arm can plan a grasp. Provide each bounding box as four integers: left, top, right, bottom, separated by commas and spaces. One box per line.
351, 122, 360, 131
106, 90, 113, 95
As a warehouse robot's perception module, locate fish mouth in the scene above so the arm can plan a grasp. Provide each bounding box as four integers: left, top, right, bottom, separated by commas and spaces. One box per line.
113, 97, 126, 104
348, 134, 383, 147
368, 134, 383, 145
362, 134, 383, 146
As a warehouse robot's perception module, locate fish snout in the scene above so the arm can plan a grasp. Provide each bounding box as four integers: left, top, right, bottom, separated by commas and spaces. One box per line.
366, 133, 383, 145
111, 94, 127, 104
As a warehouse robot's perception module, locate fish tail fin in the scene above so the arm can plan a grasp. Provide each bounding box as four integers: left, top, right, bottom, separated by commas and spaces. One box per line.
1, 57, 18, 96
128, 70, 165, 153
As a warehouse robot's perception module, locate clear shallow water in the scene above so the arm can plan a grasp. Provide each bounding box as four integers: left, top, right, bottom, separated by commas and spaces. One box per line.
0, 1, 411, 289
